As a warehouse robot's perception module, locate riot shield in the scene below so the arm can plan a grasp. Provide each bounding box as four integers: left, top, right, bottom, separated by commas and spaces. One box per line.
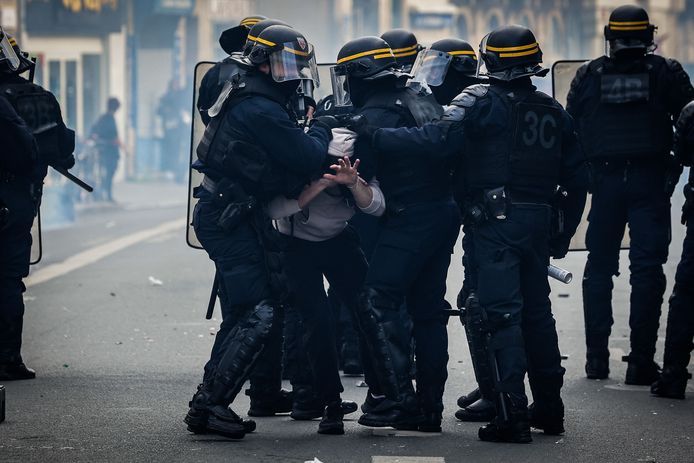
30, 209, 41, 264
186, 61, 215, 249
186, 62, 336, 249
551, 60, 630, 251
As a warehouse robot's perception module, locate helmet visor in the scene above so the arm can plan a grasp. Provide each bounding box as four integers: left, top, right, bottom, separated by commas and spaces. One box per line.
330, 65, 352, 107
476, 33, 490, 78
0, 31, 20, 72
410, 48, 452, 87
269, 42, 320, 85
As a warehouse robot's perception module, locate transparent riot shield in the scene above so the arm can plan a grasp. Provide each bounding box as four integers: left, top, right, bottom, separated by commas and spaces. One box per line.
186, 61, 215, 249
30, 209, 41, 264
314, 62, 335, 103
552, 60, 630, 251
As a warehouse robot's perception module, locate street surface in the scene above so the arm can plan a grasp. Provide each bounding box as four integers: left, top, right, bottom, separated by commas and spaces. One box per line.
1, 180, 693, 463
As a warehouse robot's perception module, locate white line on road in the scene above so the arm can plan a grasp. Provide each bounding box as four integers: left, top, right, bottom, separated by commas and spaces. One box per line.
25, 219, 183, 287
372, 457, 445, 463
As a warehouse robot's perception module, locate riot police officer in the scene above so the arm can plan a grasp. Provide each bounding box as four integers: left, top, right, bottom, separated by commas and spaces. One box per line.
197, 17, 299, 418
184, 25, 334, 439
332, 36, 458, 431
380, 29, 422, 73
0, 30, 75, 380
405, 37, 496, 422
567, 5, 694, 383
651, 101, 694, 399
366, 25, 587, 442
408, 38, 480, 106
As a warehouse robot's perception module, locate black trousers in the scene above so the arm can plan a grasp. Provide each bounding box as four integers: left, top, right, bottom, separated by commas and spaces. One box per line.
193, 198, 282, 399
284, 227, 376, 403
473, 204, 564, 408
583, 162, 670, 361
0, 179, 36, 364
663, 210, 694, 369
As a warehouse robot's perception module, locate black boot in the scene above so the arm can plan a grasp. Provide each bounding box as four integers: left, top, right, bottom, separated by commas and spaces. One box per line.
457, 387, 482, 409
585, 356, 609, 380
361, 390, 386, 414
651, 366, 691, 399
291, 393, 357, 420
0, 362, 35, 381
184, 387, 247, 439
417, 412, 442, 433
528, 402, 564, 435
247, 388, 294, 417
318, 400, 345, 435
478, 393, 531, 444
455, 397, 496, 422
623, 355, 661, 386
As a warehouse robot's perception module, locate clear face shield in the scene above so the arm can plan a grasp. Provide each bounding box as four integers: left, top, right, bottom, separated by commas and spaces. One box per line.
410, 48, 453, 88
268, 42, 320, 85
476, 33, 490, 79
0, 28, 20, 72
330, 65, 352, 107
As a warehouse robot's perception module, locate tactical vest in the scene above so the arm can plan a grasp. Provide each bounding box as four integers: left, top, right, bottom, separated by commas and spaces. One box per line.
0, 79, 63, 162
362, 88, 450, 205
195, 74, 305, 200
464, 86, 562, 203
578, 57, 672, 161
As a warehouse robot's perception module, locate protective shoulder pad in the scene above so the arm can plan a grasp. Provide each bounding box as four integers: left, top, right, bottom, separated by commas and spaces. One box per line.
664, 58, 694, 99
451, 84, 488, 108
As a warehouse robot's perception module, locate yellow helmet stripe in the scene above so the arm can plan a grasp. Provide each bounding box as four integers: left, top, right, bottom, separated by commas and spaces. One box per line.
499, 47, 540, 58
609, 20, 649, 26
486, 42, 538, 52
283, 46, 310, 57
247, 34, 276, 47
392, 49, 418, 58
337, 48, 393, 64
390, 44, 419, 53
609, 25, 648, 31
374, 53, 396, 59
9, 38, 17, 46
448, 50, 477, 58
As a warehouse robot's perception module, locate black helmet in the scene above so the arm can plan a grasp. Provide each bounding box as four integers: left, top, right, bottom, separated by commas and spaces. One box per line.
243, 18, 290, 55
246, 25, 319, 85
218, 15, 267, 55
0, 28, 34, 75
380, 29, 422, 71
479, 25, 547, 81
331, 36, 398, 106
604, 5, 656, 57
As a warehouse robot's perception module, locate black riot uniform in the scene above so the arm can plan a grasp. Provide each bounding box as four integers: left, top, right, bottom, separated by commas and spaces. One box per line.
367, 25, 588, 443
0, 31, 75, 381
184, 25, 332, 439
566, 5, 694, 384
410, 38, 497, 423
380, 29, 422, 74
331, 36, 459, 432
651, 101, 694, 399
196, 17, 300, 418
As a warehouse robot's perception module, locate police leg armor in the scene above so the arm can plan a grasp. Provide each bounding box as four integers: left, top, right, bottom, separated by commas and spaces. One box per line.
355, 288, 421, 428
471, 294, 530, 443
455, 293, 496, 422
184, 300, 279, 438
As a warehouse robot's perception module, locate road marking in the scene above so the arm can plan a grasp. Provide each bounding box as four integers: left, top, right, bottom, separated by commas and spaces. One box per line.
371, 429, 441, 438
25, 219, 183, 287
372, 457, 445, 463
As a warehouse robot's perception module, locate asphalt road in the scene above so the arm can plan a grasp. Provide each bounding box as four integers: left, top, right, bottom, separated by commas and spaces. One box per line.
1, 181, 693, 463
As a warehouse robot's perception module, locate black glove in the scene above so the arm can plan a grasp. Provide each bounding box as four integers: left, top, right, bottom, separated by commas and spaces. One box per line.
346, 114, 378, 141
549, 235, 571, 259
311, 115, 342, 130
54, 153, 76, 170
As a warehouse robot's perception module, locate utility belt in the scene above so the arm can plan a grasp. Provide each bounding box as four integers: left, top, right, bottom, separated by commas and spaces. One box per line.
201, 175, 257, 232
464, 186, 551, 226
384, 190, 452, 218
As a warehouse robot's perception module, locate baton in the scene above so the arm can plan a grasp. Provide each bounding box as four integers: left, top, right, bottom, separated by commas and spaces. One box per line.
206, 271, 220, 320
52, 165, 94, 192
548, 264, 573, 284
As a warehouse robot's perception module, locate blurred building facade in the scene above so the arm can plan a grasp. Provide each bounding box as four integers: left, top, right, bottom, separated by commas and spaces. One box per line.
1, 0, 693, 180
